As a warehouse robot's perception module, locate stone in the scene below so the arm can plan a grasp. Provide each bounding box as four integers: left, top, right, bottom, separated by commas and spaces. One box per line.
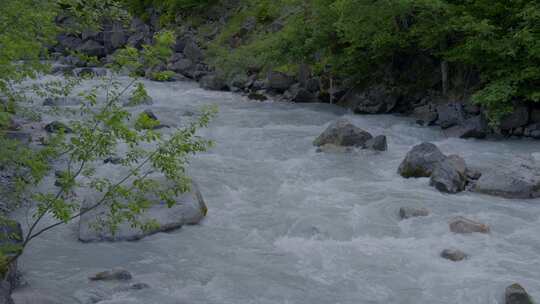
169, 59, 194, 77
429, 156, 467, 193
473, 164, 540, 199
449, 216, 490, 234
445, 116, 489, 139
89, 269, 132, 281
267, 71, 295, 93
364, 135, 387, 151
79, 182, 208, 242
398, 142, 447, 178
183, 41, 204, 62
76, 40, 106, 58
199, 74, 228, 91
399, 207, 430, 219
291, 87, 318, 103
500, 105, 529, 130
338, 86, 398, 114
436, 102, 465, 129
104, 157, 122, 165
247, 92, 267, 101
44, 121, 72, 134
413, 104, 438, 126
440, 249, 467, 262
103, 21, 128, 53
505, 283, 533, 304
57, 33, 83, 51
313, 119, 373, 148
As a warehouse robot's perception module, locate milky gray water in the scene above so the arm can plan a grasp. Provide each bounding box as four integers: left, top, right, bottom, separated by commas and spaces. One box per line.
13, 78, 540, 303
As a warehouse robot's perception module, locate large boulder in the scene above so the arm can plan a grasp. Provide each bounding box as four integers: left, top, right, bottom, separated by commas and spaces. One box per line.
435, 102, 465, 129
445, 115, 489, 139
505, 283, 533, 304
313, 119, 373, 148
169, 59, 195, 78
338, 85, 398, 114
199, 74, 228, 91
473, 164, 540, 199
79, 182, 208, 242
267, 71, 295, 93
413, 104, 438, 126
76, 40, 106, 58
449, 216, 490, 234
398, 142, 447, 178
429, 155, 467, 193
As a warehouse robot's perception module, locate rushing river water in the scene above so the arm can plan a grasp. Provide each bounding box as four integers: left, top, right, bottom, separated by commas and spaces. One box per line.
13, 78, 540, 303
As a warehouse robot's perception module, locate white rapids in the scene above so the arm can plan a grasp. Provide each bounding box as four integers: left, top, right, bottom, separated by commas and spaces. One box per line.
13, 78, 540, 303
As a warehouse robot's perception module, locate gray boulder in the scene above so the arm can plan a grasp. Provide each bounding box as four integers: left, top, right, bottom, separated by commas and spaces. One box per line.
429, 155, 467, 193
77, 40, 106, 58
89, 269, 132, 281
183, 41, 204, 62
445, 116, 489, 139
290, 85, 318, 103
440, 249, 467, 262
78, 182, 207, 242
449, 216, 490, 234
473, 164, 540, 199
267, 71, 295, 92
338, 85, 398, 114
398, 142, 447, 178
103, 22, 128, 53
199, 74, 228, 91
413, 104, 438, 126
364, 135, 387, 151
399, 207, 430, 220
436, 102, 465, 129
505, 283, 533, 304
169, 59, 194, 77
313, 119, 373, 148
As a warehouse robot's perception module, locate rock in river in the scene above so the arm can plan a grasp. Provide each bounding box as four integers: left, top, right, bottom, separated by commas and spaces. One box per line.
89, 269, 132, 281
440, 249, 467, 262
473, 163, 540, 199
79, 182, 208, 242
399, 207, 430, 219
449, 216, 490, 234
313, 119, 373, 148
398, 142, 447, 178
429, 155, 467, 193
505, 283, 533, 304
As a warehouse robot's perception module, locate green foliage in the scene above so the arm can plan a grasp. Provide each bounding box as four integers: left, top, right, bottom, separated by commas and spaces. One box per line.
127, 82, 152, 106
149, 70, 176, 81
135, 112, 160, 130
207, 0, 540, 123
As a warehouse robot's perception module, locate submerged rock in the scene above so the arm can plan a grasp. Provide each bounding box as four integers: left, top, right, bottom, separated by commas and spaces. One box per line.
505, 283, 533, 304
449, 216, 490, 234
440, 249, 467, 262
398, 142, 446, 178
473, 164, 540, 199
89, 269, 132, 281
313, 119, 373, 148
399, 207, 430, 219
78, 182, 208, 242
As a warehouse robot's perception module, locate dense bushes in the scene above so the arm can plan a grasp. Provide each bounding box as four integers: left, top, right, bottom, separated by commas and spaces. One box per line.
203, 0, 540, 123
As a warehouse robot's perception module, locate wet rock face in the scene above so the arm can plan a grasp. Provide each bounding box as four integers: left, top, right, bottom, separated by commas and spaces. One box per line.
78, 182, 207, 242
399, 207, 430, 219
505, 283, 533, 304
398, 142, 447, 178
440, 249, 467, 262
449, 216, 490, 234
473, 164, 540, 199
313, 119, 373, 148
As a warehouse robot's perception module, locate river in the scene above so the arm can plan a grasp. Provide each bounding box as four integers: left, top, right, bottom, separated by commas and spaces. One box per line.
13, 77, 540, 303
